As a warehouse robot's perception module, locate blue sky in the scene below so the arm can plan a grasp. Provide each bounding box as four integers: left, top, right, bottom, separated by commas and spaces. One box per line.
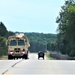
0, 0, 65, 34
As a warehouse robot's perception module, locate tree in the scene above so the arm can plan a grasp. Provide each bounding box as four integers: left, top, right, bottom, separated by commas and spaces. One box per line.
56, 0, 75, 56
0, 37, 7, 56
25, 33, 56, 52
0, 22, 8, 37
47, 42, 51, 50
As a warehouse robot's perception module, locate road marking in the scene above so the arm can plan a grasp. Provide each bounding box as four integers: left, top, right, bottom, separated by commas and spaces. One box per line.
13, 60, 24, 68
12, 60, 23, 67
19, 60, 24, 64
2, 70, 8, 75
4, 72, 9, 75
13, 66, 16, 68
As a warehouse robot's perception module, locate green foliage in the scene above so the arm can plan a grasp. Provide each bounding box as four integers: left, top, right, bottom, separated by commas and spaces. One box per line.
0, 37, 7, 56
25, 33, 57, 52
47, 42, 56, 51
56, 0, 75, 56
7, 31, 14, 38
0, 22, 14, 56
0, 21, 57, 56
0, 22, 8, 37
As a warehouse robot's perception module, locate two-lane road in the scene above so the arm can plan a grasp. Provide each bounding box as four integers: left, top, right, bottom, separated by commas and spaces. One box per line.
0, 53, 75, 75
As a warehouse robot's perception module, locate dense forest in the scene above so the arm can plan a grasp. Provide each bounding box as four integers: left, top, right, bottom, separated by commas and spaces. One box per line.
0, 22, 57, 56
56, 0, 75, 57
25, 33, 57, 52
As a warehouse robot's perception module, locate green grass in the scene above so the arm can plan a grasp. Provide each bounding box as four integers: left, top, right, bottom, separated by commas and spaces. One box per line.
2, 55, 8, 58
46, 53, 56, 60
0, 55, 8, 60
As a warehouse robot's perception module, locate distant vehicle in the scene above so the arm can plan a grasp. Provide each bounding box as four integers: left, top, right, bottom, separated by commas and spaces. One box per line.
38, 51, 45, 59
7, 33, 30, 59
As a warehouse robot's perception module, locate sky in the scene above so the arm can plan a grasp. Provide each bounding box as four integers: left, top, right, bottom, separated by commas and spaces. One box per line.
0, 0, 65, 34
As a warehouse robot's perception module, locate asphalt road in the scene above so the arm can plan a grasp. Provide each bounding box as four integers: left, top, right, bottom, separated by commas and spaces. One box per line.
0, 53, 75, 75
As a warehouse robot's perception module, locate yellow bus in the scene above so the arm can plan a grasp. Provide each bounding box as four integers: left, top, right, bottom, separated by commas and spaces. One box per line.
8, 33, 30, 59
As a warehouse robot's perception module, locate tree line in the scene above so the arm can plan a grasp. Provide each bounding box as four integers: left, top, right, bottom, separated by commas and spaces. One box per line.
25, 32, 57, 52
0, 22, 57, 56
56, 0, 75, 57
0, 22, 14, 56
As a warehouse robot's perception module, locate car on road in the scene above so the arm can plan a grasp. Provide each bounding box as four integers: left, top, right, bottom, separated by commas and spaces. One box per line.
38, 51, 45, 59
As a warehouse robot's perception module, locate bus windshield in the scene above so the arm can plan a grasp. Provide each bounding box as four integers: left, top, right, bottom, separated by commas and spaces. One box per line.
18, 40, 25, 46
10, 40, 17, 46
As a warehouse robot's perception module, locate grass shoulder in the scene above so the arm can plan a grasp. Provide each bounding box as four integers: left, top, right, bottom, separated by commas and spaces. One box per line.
46, 53, 56, 60
0, 55, 8, 60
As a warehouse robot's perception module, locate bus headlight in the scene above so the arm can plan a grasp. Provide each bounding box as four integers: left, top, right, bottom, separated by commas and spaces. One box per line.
22, 49, 25, 54
10, 51, 14, 55
22, 51, 25, 54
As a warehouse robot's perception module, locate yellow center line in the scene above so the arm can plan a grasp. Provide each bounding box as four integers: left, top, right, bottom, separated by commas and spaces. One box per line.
4, 72, 9, 75
19, 61, 24, 64
13, 66, 16, 68
13, 60, 24, 68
